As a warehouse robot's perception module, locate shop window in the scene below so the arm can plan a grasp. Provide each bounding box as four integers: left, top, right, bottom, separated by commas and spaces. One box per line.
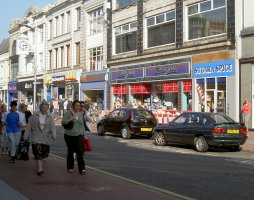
115, 22, 137, 54
131, 83, 151, 94
196, 77, 226, 114
147, 10, 175, 47
112, 85, 127, 95
115, 0, 137, 9
183, 80, 192, 92
187, 0, 226, 40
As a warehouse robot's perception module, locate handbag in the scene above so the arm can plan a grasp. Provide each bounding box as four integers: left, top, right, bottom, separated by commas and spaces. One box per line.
62, 120, 74, 130
82, 137, 92, 152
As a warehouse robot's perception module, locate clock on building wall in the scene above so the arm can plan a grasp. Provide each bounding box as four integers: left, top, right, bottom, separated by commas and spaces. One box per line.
16, 37, 29, 55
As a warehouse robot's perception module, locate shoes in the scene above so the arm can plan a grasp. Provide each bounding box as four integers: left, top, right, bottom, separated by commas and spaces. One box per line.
37, 169, 44, 176
68, 169, 74, 173
10, 158, 15, 163
80, 169, 86, 175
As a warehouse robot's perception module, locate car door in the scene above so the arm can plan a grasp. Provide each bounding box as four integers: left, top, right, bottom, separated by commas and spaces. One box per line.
164, 113, 190, 143
117, 109, 129, 132
179, 113, 203, 145
103, 110, 120, 132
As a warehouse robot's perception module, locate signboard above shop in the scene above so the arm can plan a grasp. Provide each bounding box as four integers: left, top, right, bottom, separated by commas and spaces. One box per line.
111, 68, 144, 81
193, 60, 235, 78
52, 75, 65, 83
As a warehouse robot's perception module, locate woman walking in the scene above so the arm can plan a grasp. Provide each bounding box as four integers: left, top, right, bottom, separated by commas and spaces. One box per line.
24, 102, 56, 176
62, 100, 86, 175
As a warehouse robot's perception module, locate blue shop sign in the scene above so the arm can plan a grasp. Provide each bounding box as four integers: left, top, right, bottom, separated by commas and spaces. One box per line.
111, 68, 144, 81
8, 82, 17, 93
146, 62, 190, 78
193, 60, 235, 78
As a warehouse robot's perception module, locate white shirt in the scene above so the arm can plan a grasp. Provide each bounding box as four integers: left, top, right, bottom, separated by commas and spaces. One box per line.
19, 112, 27, 126
39, 112, 47, 130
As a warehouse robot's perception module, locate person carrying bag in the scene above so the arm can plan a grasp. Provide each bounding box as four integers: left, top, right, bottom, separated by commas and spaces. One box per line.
62, 100, 86, 175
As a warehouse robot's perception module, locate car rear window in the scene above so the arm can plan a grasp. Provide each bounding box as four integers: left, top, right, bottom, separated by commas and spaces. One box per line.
209, 114, 235, 124
133, 110, 154, 119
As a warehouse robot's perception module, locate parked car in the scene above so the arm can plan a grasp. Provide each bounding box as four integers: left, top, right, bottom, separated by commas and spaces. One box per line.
153, 112, 248, 152
97, 108, 157, 139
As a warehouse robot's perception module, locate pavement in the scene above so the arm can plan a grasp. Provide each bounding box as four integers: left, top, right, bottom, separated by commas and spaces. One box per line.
0, 118, 253, 200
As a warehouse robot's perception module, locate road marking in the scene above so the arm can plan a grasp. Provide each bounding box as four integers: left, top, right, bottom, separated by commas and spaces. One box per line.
50, 154, 195, 200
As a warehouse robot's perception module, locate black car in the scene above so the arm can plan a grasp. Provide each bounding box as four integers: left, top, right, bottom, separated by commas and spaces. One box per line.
97, 108, 157, 139
153, 112, 248, 152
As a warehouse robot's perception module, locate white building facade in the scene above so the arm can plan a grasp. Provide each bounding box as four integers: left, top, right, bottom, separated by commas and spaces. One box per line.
0, 38, 9, 104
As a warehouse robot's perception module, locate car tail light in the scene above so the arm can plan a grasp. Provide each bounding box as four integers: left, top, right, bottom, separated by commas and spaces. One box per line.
240, 127, 247, 134
212, 127, 225, 134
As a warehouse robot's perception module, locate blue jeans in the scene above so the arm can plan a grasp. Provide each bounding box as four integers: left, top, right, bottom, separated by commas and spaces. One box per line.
8, 132, 21, 157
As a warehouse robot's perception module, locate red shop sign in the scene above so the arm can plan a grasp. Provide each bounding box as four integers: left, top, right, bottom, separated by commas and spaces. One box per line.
162, 81, 178, 93
183, 80, 192, 92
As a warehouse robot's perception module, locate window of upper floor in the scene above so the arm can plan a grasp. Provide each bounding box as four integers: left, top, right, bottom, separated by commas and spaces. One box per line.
146, 10, 176, 48
115, 0, 137, 10
76, 7, 81, 30
187, 0, 226, 40
89, 46, 103, 72
114, 22, 137, 54
89, 7, 103, 35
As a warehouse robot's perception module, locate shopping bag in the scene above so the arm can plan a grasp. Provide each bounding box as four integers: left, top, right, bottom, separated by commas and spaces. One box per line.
82, 137, 92, 152
15, 140, 30, 161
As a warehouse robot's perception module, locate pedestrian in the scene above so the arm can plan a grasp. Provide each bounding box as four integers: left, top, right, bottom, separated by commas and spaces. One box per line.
241, 98, 251, 130
53, 99, 59, 120
24, 101, 56, 176
80, 101, 91, 132
18, 103, 29, 140
62, 100, 86, 175
0, 104, 8, 155
59, 99, 64, 117
63, 99, 68, 116
2, 101, 22, 163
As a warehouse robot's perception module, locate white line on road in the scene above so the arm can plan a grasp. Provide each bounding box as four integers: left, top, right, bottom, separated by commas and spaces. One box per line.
50, 154, 195, 200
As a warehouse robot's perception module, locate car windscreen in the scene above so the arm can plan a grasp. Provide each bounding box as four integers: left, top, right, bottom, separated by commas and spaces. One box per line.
209, 114, 236, 124
133, 110, 154, 119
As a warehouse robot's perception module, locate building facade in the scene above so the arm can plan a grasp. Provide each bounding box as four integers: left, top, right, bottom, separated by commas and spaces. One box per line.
0, 38, 9, 104
237, 0, 254, 129
107, 0, 238, 123
79, 0, 109, 111
45, 0, 83, 102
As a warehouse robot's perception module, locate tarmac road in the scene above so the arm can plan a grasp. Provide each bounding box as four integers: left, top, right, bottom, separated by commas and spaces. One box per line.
51, 126, 254, 200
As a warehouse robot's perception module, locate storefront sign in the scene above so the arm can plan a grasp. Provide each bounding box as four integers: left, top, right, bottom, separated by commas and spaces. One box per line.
193, 60, 235, 78
8, 82, 17, 93
52, 75, 65, 83
25, 83, 33, 89
146, 62, 190, 78
111, 68, 144, 81
80, 73, 106, 83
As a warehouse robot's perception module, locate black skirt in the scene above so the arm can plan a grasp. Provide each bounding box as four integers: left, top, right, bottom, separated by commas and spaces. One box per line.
32, 144, 50, 160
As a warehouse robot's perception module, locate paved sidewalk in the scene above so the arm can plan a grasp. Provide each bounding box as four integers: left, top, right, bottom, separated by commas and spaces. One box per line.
0, 154, 178, 200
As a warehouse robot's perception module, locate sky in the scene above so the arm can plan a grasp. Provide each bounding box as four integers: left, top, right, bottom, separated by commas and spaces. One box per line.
0, 0, 56, 42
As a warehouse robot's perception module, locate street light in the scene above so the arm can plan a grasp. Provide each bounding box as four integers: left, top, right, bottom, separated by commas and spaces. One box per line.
19, 23, 37, 112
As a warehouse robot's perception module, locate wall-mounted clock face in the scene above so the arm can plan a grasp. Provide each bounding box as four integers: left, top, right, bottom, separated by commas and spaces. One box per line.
18, 39, 29, 51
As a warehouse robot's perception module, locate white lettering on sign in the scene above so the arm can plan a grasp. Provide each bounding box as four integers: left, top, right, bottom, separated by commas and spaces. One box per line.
194, 64, 233, 75
52, 76, 65, 82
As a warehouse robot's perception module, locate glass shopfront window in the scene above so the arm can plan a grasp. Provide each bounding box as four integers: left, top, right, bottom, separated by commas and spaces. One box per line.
196, 77, 226, 113
188, 0, 226, 40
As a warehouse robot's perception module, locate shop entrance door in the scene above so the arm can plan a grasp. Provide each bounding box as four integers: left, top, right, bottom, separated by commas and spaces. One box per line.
206, 90, 215, 113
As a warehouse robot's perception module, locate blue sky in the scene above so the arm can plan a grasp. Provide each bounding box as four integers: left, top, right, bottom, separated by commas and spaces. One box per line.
0, 0, 56, 42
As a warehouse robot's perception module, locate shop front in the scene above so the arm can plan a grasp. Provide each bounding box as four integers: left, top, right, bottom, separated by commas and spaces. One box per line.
47, 70, 79, 101
8, 82, 17, 105
16, 80, 44, 105
80, 70, 107, 111
110, 58, 192, 124
193, 59, 235, 115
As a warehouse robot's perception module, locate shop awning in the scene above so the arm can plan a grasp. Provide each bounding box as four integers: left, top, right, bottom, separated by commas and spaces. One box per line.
162, 81, 178, 93
131, 83, 151, 94
112, 85, 127, 94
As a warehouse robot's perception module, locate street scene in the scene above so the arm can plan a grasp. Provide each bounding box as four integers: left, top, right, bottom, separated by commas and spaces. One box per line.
1, 0, 254, 200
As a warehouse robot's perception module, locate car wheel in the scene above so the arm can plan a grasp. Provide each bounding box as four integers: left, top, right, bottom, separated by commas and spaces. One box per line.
194, 136, 209, 152
154, 132, 166, 146
97, 124, 105, 136
121, 126, 131, 139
